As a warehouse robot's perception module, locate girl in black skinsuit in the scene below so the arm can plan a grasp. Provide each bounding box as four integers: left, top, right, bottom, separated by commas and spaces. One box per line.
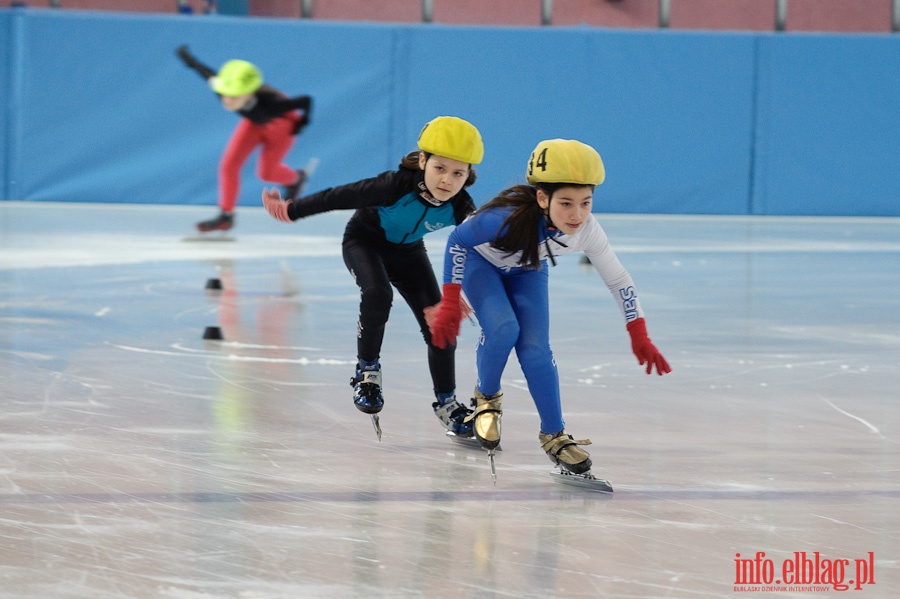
262, 116, 483, 439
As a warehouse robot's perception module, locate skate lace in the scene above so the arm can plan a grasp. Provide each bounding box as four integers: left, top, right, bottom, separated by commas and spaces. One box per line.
357, 382, 380, 400
351, 372, 382, 403
448, 403, 472, 420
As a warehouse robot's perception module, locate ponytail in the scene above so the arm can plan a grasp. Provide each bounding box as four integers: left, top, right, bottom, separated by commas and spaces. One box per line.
398, 151, 420, 171
477, 185, 545, 269
478, 182, 592, 269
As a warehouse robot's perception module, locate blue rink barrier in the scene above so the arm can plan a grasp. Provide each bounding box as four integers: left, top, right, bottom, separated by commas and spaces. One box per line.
0, 9, 898, 216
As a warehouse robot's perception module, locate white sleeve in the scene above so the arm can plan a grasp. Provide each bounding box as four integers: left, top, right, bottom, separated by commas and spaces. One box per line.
580, 217, 644, 324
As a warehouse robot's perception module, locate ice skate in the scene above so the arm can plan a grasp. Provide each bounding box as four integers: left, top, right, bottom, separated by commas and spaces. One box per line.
282, 157, 319, 200
282, 169, 307, 201
540, 430, 613, 493
196, 211, 234, 233
432, 394, 477, 447
350, 366, 384, 441
464, 389, 502, 450
464, 389, 503, 483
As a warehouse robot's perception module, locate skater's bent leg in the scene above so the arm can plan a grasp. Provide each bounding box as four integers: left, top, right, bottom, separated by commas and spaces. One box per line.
426, 344, 456, 396
256, 116, 299, 185
508, 268, 564, 433
219, 120, 261, 212
387, 243, 472, 435
388, 242, 456, 395
343, 236, 392, 363
463, 256, 517, 396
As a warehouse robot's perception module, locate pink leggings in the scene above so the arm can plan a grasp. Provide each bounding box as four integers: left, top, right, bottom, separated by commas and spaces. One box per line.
218, 114, 300, 212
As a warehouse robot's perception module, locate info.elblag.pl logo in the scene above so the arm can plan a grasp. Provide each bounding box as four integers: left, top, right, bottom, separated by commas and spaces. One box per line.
734, 551, 876, 592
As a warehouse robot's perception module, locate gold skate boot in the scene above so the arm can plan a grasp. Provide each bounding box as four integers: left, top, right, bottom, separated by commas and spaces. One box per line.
464, 388, 502, 450
539, 430, 593, 475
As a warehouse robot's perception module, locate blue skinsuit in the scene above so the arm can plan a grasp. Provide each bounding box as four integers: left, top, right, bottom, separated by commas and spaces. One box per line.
443, 205, 643, 434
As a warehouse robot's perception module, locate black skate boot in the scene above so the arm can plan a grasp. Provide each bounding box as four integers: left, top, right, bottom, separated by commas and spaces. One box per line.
282, 168, 307, 201
196, 211, 234, 233
432, 394, 474, 440
350, 365, 384, 441
351, 368, 383, 414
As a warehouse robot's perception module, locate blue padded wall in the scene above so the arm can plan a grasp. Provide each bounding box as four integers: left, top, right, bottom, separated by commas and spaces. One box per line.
752, 34, 900, 216
1, 9, 898, 216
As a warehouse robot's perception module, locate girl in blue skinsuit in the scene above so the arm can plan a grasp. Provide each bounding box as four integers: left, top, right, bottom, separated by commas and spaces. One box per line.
262, 116, 483, 438
429, 138, 671, 478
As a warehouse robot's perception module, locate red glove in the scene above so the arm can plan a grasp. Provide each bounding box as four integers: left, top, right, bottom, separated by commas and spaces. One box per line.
626, 317, 671, 376
262, 187, 293, 223
428, 284, 464, 349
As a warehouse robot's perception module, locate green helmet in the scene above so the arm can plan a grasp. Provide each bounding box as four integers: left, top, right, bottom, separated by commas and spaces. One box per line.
211, 59, 263, 96
418, 116, 484, 165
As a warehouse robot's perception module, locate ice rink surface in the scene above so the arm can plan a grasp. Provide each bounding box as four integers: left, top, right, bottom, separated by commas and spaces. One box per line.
1, 202, 898, 598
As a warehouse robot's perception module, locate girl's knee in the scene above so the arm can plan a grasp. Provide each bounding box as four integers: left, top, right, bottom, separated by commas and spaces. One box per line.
484, 319, 519, 351
360, 284, 392, 305
219, 158, 243, 175
516, 342, 554, 371
256, 165, 280, 182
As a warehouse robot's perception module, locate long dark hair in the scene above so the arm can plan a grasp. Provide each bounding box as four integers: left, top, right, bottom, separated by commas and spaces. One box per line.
398, 151, 477, 187
478, 182, 589, 269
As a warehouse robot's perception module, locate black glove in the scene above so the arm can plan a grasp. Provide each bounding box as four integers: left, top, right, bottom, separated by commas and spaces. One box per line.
176, 45, 216, 79
292, 96, 313, 134
176, 44, 198, 67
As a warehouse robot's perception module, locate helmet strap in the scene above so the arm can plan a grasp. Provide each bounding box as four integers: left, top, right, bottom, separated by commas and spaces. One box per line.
416, 179, 443, 206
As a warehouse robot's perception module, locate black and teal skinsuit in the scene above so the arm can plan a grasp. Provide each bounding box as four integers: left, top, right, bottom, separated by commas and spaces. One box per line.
285, 157, 476, 398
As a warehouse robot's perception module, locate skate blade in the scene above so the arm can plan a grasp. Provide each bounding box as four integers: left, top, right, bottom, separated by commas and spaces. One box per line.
371, 414, 382, 442
444, 431, 502, 451
550, 469, 613, 493
488, 449, 497, 485
304, 157, 320, 178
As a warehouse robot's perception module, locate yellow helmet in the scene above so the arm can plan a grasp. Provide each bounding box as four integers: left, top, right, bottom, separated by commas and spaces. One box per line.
526, 139, 605, 185
211, 59, 263, 96
417, 116, 484, 165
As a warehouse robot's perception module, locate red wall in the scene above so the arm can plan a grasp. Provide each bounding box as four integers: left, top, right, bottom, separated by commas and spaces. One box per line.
0, 0, 210, 12
669, 0, 775, 32
432, 0, 542, 26
304, 0, 421, 23
2, 0, 895, 32
785, 0, 892, 33
553, 0, 659, 29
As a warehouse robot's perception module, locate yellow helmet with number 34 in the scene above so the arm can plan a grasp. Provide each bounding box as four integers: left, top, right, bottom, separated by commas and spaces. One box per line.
526, 139, 605, 186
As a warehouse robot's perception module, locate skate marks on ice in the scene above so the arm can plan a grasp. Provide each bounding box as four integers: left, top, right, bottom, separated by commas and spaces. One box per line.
444, 430, 504, 484
113, 340, 355, 367
0, 485, 616, 506
5, 206, 900, 598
